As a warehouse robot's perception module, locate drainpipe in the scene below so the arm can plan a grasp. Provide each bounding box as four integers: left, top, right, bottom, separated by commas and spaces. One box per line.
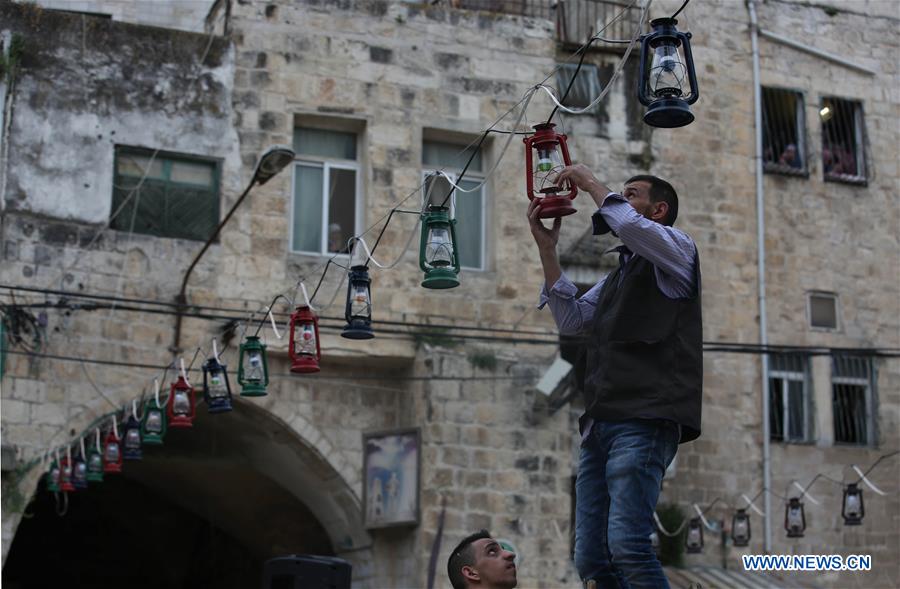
747, 0, 772, 555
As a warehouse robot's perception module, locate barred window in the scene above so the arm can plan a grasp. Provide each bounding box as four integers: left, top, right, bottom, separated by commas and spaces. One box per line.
111, 147, 220, 241
832, 355, 875, 446
556, 63, 601, 113
768, 354, 812, 443
762, 87, 807, 176
820, 97, 867, 185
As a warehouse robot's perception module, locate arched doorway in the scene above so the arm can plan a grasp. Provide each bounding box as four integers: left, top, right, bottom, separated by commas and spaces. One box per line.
3, 399, 367, 587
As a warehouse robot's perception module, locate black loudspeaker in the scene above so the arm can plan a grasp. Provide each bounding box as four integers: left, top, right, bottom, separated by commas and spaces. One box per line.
263, 555, 352, 589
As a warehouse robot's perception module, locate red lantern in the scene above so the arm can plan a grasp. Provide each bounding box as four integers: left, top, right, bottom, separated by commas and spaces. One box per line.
289, 305, 321, 373
167, 374, 196, 428
103, 427, 123, 473
59, 451, 76, 492
523, 122, 578, 219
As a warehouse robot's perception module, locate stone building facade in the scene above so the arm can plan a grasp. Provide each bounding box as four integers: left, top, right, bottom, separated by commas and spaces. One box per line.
1, 1, 898, 588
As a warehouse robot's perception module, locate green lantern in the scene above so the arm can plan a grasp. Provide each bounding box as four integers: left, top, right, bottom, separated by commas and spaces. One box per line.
238, 336, 269, 397
419, 205, 460, 289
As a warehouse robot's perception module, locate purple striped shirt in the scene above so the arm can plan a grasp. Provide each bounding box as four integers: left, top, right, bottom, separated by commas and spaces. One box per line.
538, 192, 698, 336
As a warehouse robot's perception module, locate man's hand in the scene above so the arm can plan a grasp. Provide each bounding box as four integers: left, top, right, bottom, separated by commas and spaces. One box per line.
556, 164, 611, 207
528, 198, 561, 252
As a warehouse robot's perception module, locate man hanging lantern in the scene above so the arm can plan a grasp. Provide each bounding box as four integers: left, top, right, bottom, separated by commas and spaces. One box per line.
523, 123, 578, 219
419, 205, 461, 289
122, 414, 143, 461
289, 305, 322, 373
141, 398, 167, 445
637, 18, 699, 128
685, 517, 703, 553
842, 483, 864, 526
784, 497, 806, 538
167, 375, 196, 428
342, 265, 374, 339
103, 427, 123, 473
238, 336, 269, 396
731, 509, 751, 547
203, 355, 234, 413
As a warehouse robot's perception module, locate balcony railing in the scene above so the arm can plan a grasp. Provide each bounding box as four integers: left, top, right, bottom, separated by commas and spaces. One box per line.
451, 0, 643, 49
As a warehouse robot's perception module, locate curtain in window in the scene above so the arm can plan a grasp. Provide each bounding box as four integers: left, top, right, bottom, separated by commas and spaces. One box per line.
293, 165, 324, 253
455, 178, 483, 269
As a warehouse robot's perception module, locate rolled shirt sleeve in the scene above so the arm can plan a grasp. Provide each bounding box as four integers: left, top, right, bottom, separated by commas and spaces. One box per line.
538, 273, 606, 335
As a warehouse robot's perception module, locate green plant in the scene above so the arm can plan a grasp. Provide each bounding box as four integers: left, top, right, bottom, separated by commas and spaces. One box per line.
656, 502, 686, 568
0, 33, 26, 83
413, 326, 458, 349
467, 349, 497, 371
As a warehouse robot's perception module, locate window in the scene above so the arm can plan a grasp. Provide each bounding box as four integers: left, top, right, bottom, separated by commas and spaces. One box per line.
832, 355, 875, 445
768, 354, 812, 442
820, 97, 867, 185
808, 292, 838, 330
555, 63, 601, 113
761, 87, 807, 176
291, 127, 360, 255
422, 140, 486, 270
111, 147, 220, 241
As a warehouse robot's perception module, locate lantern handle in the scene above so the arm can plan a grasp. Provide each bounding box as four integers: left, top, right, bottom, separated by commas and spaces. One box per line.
79, 437, 86, 459
212, 338, 220, 363
154, 379, 163, 409
851, 465, 887, 496
95, 428, 102, 452
132, 398, 142, 421
299, 283, 314, 311
111, 415, 119, 439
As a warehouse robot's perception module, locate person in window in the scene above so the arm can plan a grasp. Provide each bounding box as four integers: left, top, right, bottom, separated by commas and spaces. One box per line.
778, 143, 802, 168
529, 165, 701, 589
328, 223, 347, 253
447, 530, 517, 589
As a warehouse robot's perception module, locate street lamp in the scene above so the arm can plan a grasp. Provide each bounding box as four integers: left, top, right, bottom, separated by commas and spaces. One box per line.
637, 18, 699, 128
171, 145, 296, 357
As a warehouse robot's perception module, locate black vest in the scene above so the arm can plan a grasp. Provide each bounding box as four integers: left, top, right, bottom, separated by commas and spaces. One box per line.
584, 251, 702, 443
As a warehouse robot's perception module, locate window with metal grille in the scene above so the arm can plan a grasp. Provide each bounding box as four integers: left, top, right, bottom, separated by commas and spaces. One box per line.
111, 147, 220, 241
832, 355, 875, 446
556, 63, 601, 113
291, 127, 360, 255
422, 139, 486, 270
768, 354, 812, 442
761, 87, 807, 176
820, 97, 867, 185
808, 292, 838, 330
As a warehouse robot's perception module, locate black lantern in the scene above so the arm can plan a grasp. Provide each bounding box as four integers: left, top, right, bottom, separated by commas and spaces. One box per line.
842, 484, 864, 526
784, 497, 806, 538
72, 440, 89, 490
203, 354, 234, 413
685, 517, 703, 553
122, 413, 143, 461
342, 265, 374, 339
731, 509, 751, 547
637, 18, 699, 128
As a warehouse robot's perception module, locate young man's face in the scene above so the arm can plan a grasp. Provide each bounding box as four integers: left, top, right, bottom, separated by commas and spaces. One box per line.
467, 538, 517, 588
623, 180, 669, 225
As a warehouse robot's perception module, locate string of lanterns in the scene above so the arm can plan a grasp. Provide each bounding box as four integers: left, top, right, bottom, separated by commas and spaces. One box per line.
648, 452, 898, 554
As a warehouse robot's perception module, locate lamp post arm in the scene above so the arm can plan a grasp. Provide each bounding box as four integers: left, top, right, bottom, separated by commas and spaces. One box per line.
171, 174, 258, 356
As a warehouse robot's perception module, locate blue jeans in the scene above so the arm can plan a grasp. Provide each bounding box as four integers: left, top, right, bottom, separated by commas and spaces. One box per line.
574, 418, 680, 589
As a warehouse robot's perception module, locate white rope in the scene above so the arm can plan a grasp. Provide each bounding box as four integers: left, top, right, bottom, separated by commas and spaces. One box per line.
66, 445, 71, 466
95, 428, 101, 452
111, 415, 119, 439
212, 338, 220, 362
534, 0, 649, 115
693, 503, 716, 531
79, 437, 86, 460
852, 465, 887, 496
300, 283, 313, 311
131, 398, 141, 421
262, 307, 283, 340
741, 493, 766, 517
154, 378, 162, 409
653, 511, 686, 537
180, 357, 191, 386
792, 481, 821, 505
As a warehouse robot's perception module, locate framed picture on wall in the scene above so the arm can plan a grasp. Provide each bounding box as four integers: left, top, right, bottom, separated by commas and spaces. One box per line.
362, 428, 421, 529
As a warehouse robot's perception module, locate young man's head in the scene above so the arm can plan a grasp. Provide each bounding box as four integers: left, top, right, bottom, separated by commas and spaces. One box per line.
623, 175, 679, 226
447, 530, 517, 589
